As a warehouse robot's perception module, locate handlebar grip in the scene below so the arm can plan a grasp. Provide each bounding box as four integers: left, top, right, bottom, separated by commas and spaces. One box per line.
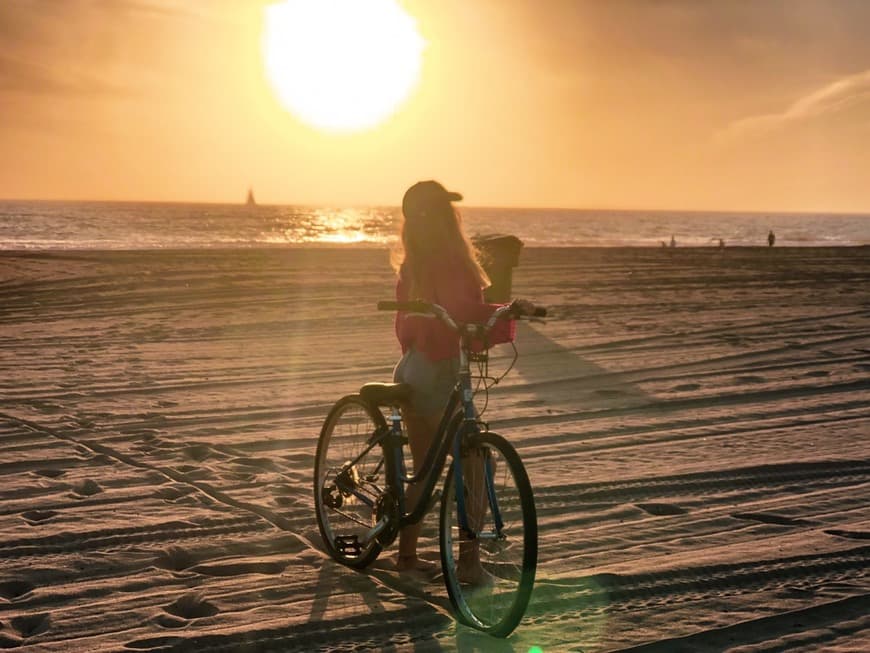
377, 301, 401, 311
533, 306, 548, 318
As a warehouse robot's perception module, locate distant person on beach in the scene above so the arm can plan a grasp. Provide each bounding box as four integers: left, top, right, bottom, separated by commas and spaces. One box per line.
669, 235, 676, 248
768, 230, 776, 247
389, 180, 535, 583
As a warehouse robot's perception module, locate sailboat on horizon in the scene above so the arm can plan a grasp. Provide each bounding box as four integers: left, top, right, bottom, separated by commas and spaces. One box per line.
246, 187, 256, 206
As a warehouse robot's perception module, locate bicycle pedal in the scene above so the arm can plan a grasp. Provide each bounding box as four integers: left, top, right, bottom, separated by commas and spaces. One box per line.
335, 534, 363, 556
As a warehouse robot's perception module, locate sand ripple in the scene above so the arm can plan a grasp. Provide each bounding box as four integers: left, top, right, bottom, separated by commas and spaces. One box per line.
0, 246, 867, 651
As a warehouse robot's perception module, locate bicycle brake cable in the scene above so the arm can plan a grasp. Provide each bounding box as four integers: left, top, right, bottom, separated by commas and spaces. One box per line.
495, 342, 518, 385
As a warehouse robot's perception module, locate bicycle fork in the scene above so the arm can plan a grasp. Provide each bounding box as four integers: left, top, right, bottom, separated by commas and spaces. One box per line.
453, 427, 505, 540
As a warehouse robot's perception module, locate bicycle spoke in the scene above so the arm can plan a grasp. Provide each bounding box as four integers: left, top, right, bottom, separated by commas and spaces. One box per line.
314, 395, 387, 568
439, 432, 537, 637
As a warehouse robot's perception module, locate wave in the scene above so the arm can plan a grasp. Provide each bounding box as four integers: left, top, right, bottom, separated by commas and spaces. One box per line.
0, 201, 867, 250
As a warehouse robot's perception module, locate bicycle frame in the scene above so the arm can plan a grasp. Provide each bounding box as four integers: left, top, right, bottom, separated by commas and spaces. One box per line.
336, 326, 504, 545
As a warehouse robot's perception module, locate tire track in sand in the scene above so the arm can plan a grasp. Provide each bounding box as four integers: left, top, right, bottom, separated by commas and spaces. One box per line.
530, 546, 869, 617
0, 413, 322, 555
609, 593, 869, 652
534, 459, 870, 504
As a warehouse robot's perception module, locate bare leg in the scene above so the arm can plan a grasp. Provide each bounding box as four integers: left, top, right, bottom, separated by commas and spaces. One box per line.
396, 408, 438, 573
456, 447, 493, 585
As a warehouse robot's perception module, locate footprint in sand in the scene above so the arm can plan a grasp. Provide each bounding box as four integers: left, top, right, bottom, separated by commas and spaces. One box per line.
153, 545, 198, 572
732, 512, 813, 527
33, 468, 66, 479
154, 485, 195, 502
271, 484, 300, 507
163, 593, 219, 619
11, 612, 51, 638
70, 479, 102, 498
21, 510, 59, 525
153, 614, 188, 629
0, 580, 35, 601
672, 383, 700, 392
182, 444, 211, 462
804, 370, 830, 378
636, 502, 688, 516
189, 560, 287, 577
30, 401, 63, 415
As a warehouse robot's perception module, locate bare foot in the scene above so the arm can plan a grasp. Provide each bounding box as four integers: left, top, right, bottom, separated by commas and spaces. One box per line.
395, 555, 438, 581
456, 561, 495, 587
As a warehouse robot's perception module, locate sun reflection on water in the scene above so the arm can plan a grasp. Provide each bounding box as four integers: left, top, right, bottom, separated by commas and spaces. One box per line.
267, 206, 397, 245
318, 230, 368, 244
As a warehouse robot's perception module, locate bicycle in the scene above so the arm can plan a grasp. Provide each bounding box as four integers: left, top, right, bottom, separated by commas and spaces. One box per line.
313, 299, 545, 637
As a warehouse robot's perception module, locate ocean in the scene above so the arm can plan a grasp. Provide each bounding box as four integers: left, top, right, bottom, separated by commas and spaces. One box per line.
1, 200, 868, 250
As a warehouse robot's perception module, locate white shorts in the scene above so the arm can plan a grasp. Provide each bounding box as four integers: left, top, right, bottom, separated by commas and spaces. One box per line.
392, 348, 459, 419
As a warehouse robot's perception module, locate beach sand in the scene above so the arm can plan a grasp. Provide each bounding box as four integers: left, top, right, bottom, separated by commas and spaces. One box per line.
0, 246, 868, 651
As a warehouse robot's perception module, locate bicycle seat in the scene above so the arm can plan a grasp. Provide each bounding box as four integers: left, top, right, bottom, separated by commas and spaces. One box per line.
359, 383, 413, 406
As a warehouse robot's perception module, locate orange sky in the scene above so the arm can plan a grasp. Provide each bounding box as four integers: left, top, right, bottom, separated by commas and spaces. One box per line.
2, 0, 870, 212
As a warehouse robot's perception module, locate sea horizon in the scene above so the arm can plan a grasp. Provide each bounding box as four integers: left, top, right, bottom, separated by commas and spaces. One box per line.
1, 198, 868, 250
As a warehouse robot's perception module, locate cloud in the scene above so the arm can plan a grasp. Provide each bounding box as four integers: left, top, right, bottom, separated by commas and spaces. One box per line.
0, 0, 197, 98
0, 54, 123, 96
718, 68, 870, 142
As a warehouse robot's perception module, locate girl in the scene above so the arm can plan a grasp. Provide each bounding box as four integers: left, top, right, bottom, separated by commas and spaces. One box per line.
390, 180, 534, 582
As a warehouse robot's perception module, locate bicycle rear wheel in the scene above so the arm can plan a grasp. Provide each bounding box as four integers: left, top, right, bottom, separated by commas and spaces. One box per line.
314, 394, 386, 569
439, 431, 537, 637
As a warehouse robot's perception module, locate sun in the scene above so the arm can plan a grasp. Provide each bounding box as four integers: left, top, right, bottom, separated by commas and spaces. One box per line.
262, 0, 425, 133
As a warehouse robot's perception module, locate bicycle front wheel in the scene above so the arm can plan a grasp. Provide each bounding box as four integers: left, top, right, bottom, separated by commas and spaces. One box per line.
439, 431, 537, 637
314, 394, 386, 569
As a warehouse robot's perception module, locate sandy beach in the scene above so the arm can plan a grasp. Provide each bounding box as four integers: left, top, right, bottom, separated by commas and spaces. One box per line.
0, 245, 868, 652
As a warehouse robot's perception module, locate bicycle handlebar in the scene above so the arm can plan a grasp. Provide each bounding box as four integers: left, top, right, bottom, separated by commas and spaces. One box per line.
524, 305, 549, 319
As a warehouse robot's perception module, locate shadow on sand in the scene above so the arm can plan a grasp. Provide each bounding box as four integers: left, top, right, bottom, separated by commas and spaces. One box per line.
506, 322, 650, 413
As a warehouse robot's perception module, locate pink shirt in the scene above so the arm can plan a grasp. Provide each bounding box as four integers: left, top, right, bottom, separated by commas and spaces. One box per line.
395, 255, 516, 361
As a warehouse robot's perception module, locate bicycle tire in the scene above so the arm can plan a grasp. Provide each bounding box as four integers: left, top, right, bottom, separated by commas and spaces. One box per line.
314, 394, 387, 569
439, 431, 537, 637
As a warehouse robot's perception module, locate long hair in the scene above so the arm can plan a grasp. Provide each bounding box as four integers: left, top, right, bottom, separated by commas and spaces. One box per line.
391, 202, 490, 299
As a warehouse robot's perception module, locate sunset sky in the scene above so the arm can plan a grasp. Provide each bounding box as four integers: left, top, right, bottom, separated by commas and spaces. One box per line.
2, 0, 870, 212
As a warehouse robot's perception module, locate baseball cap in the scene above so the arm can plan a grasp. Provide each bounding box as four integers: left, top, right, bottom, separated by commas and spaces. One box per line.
402, 180, 463, 218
